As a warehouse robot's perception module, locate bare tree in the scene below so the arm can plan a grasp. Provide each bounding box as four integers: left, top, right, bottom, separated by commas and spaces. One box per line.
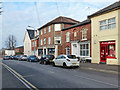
5, 35, 17, 49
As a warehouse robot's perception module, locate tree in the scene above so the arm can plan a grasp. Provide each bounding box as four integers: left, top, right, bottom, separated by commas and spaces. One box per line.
5, 35, 17, 49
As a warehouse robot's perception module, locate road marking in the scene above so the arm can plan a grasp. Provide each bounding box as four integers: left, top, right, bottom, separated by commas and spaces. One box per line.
23, 75, 34, 78
74, 74, 119, 88
1, 62, 39, 90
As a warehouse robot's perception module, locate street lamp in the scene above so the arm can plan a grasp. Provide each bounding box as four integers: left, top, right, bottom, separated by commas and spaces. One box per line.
28, 25, 36, 55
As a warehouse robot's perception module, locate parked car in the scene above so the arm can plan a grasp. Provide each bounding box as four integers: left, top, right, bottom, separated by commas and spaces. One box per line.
12, 56, 17, 60
16, 55, 21, 60
19, 55, 27, 61
39, 55, 55, 64
3, 56, 10, 60
27, 55, 39, 62
9, 56, 15, 60
53, 55, 80, 67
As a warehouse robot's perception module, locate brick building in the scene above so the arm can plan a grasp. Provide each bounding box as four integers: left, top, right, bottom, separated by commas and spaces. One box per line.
37, 16, 79, 57
62, 19, 91, 61
31, 34, 39, 56
15, 46, 24, 54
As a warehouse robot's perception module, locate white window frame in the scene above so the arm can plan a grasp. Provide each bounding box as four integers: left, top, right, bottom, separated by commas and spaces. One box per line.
44, 38, 46, 44
55, 37, 61, 44
49, 26, 51, 32
41, 29, 43, 35
66, 32, 70, 42
32, 42, 34, 47
55, 24, 61, 31
48, 37, 51, 44
44, 28, 46, 34
80, 43, 90, 57
99, 17, 116, 30
41, 39, 43, 45
81, 27, 88, 40
35, 41, 36, 47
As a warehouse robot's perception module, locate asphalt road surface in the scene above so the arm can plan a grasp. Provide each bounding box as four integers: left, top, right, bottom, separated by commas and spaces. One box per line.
1, 59, 119, 89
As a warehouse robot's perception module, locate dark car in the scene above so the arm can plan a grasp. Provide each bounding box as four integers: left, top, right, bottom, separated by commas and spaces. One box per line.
3, 56, 10, 60
15, 55, 21, 60
19, 55, 27, 61
40, 55, 55, 64
9, 56, 15, 60
27, 55, 39, 62
12, 56, 17, 60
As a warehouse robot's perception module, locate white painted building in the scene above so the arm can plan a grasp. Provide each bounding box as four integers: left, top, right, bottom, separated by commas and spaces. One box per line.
5, 50, 15, 56
23, 29, 35, 56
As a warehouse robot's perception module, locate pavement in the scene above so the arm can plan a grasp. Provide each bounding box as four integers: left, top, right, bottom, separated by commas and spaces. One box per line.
1, 60, 119, 89
80, 62, 119, 74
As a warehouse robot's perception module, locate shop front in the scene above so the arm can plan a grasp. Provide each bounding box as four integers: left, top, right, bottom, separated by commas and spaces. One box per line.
100, 41, 116, 63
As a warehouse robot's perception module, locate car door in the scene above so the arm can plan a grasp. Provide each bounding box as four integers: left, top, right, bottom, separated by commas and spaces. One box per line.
55, 55, 61, 66
60, 55, 66, 66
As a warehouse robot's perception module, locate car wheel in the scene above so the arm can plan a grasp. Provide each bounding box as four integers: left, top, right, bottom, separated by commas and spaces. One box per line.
43, 61, 47, 65
63, 63, 67, 68
52, 62, 56, 67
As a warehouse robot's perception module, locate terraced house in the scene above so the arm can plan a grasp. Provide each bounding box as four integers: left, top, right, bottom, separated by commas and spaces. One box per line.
88, 1, 120, 65
37, 16, 79, 57
62, 19, 91, 62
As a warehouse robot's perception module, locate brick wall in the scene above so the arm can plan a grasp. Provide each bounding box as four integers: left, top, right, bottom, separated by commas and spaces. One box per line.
62, 23, 91, 56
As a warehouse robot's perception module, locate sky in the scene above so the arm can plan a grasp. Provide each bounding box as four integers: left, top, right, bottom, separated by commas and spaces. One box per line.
0, 0, 119, 49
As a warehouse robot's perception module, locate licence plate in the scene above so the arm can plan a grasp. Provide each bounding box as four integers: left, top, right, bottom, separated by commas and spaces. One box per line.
50, 60, 53, 62
72, 63, 76, 65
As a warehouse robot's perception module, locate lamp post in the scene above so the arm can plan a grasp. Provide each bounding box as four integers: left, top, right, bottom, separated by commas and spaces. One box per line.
28, 26, 36, 55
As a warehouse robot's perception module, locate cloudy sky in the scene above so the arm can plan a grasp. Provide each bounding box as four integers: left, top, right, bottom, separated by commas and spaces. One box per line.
0, 0, 119, 49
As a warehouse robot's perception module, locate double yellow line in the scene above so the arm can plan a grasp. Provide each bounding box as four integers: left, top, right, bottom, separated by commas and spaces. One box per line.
1, 62, 38, 90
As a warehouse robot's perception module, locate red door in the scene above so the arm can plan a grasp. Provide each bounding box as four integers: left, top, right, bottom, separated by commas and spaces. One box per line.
100, 45, 106, 62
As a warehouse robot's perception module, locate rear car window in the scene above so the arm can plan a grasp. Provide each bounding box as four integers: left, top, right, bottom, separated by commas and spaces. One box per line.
67, 55, 76, 59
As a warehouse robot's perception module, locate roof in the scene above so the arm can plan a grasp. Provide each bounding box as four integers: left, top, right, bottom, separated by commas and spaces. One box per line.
62, 19, 91, 31
38, 16, 80, 30
27, 29, 35, 40
88, 1, 120, 18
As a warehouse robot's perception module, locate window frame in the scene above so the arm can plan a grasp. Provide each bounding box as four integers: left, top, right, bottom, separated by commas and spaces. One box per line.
99, 17, 116, 30
44, 28, 46, 34
66, 32, 70, 42
80, 43, 90, 57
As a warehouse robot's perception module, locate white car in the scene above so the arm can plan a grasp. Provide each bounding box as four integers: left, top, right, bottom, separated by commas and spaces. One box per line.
53, 55, 80, 67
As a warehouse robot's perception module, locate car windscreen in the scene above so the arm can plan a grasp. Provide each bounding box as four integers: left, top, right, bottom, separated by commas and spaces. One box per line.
30, 55, 37, 58
47, 55, 54, 59
67, 55, 76, 59
22, 55, 27, 57
4, 56, 9, 57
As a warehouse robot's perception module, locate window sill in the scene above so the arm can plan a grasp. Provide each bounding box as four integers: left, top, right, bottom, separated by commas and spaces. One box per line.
82, 39, 87, 41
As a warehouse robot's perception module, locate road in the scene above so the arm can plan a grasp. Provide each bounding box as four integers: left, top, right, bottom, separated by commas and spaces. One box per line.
1, 59, 119, 89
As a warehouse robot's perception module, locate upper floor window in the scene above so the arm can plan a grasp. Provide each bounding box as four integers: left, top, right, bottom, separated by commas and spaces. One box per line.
44, 38, 46, 44
55, 24, 61, 31
55, 37, 61, 44
44, 28, 46, 34
81, 27, 87, 40
66, 32, 70, 42
32, 42, 34, 47
49, 26, 51, 32
48, 37, 51, 44
99, 17, 116, 30
35, 41, 36, 47
41, 29, 43, 35
41, 39, 43, 45
74, 32, 77, 37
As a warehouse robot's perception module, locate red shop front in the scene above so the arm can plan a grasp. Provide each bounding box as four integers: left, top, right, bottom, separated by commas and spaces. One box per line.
100, 41, 116, 63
